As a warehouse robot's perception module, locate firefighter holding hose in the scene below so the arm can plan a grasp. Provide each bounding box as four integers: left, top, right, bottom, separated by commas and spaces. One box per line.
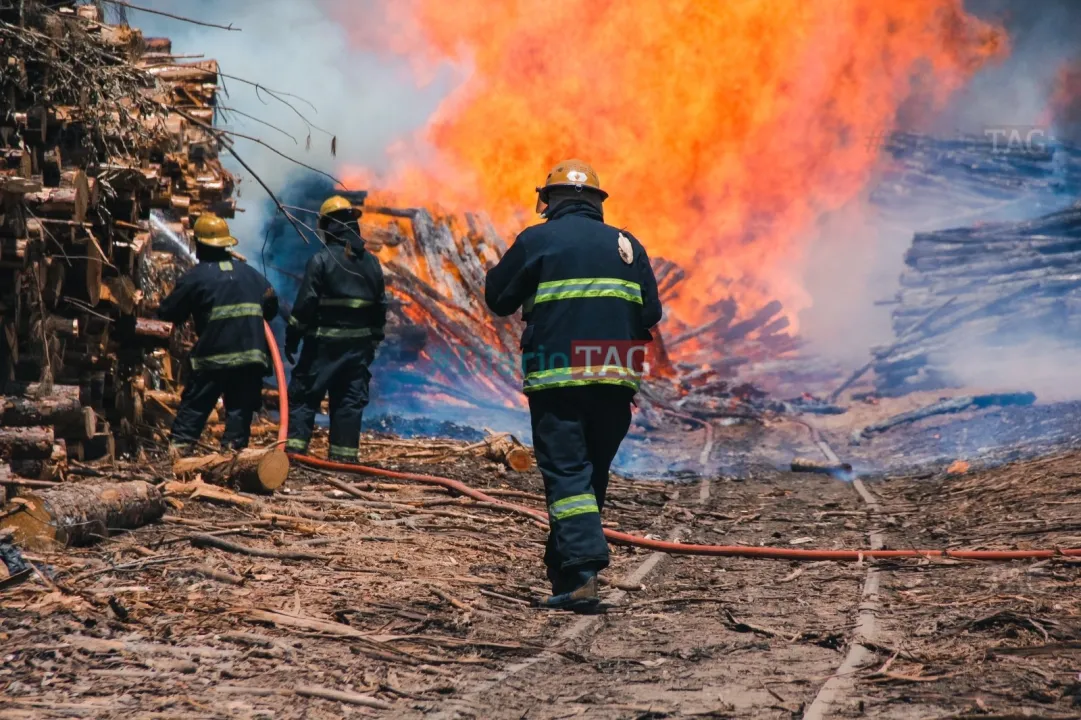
284, 195, 387, 463
485, 160, 663, 610
160, 214, 279, 454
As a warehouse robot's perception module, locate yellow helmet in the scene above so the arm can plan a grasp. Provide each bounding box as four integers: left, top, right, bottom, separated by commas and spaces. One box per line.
319, 195, 360, 218
535, 159, 608, 213
192, 214, 238, 248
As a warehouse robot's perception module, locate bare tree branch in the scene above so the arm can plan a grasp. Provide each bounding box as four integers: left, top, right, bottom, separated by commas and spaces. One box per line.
214, 71, 333, 137
166, 105, 342, 186
208, 106, 299, 144
98, 0, 242, 32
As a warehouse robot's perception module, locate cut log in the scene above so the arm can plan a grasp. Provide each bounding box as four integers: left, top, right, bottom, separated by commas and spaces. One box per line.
45, 315, 79, 338
0, 481, 164, 550
55, 406, 97, 441
134, 317, 174, 344
0, 385, 83, 428
10, 451, 64, 481
173, 447, 289, 494
24, 186, 89, 225
143, 37, 173, 53
0, 426, 54, 460
482, 434, 534, 472
148, 60, 219, 82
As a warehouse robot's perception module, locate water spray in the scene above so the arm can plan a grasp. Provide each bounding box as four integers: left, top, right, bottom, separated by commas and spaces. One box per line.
150, 210, 196, 267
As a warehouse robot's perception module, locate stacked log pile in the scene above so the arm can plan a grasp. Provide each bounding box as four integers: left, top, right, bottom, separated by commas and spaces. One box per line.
0, 1, 235, 479
873, 203, 1081, 394
871, 132, 1081, 228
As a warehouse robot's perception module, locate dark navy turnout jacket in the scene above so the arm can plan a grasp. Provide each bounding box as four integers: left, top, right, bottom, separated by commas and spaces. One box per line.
159, 257, 279, 372
485, 202, 663, 393
286, 241, 387, 344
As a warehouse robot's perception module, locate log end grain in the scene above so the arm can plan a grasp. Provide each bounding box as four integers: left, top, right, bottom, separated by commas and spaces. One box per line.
253, 448, 289, 493
504, 447, 534, 472
0, 493, 58, 551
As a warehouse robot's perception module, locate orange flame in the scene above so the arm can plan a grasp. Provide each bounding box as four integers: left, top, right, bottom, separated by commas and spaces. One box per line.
1051, 59, 1081, 142
337, 1, 1005, 324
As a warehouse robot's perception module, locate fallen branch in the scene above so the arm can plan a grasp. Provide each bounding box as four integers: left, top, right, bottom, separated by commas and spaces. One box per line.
295, 685, 390, 710
190, 534, 325, 561
428, 585, 472, 612
854, 392, 1037, 441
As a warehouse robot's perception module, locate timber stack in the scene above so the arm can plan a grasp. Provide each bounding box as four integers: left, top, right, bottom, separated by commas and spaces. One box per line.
872, 203, 1081, 395
0, 0, 235, 480
871, 131, 1081, 228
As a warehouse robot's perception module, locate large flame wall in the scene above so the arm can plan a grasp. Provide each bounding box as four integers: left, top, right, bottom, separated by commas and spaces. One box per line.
336, 0, 1006, 323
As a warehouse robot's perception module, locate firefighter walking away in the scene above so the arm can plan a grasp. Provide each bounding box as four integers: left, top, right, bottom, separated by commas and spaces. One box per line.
159, 214, 279, 453
485, 160, 663, 610
285, 195, 387, 463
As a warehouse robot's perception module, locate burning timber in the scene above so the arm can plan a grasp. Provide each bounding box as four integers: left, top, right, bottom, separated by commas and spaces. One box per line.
338, 201, 812, 428
0, 1, 235, 483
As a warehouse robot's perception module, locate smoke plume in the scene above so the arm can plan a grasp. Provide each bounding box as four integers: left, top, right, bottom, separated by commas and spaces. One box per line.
133, 0, 449, 260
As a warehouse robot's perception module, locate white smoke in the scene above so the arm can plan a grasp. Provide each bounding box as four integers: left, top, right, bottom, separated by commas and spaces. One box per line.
127, 0, 450, 256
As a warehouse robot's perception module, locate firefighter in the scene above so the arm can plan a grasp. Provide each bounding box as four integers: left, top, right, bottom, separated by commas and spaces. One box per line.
485, 160, 663, 610
284, 195, 387, 463
160, 214, 279, 453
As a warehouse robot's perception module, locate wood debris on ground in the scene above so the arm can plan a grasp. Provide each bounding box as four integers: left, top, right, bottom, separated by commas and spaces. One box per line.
0, 429, 680, 718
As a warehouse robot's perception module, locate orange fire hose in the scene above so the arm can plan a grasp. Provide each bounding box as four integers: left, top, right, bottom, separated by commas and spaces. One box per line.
263, 321, 1080, 562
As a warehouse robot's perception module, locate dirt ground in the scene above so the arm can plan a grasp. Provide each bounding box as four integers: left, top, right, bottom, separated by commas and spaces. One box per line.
4, 409, 1081, 719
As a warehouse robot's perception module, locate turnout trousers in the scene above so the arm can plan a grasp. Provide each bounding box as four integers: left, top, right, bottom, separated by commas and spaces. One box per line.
171, 366, 264, 451
528, 385, 634, 593
286, 340, 375, 462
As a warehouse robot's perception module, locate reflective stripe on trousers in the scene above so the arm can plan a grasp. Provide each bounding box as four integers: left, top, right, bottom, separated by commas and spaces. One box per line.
549, 493, 600, 522
329, 444, 358, 460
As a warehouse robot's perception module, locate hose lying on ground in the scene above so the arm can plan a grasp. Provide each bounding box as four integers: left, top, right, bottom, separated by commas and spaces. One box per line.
264, 322, 1081, 562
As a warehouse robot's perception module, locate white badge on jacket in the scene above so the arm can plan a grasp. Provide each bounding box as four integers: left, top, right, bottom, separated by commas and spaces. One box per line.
617, 233, 633, 265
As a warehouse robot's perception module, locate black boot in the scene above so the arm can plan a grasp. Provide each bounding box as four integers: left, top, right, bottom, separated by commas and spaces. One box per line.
537, 568, 600, 611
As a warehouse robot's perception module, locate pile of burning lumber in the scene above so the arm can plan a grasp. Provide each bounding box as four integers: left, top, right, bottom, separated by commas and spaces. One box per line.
873, 203, 1081, 394
329, 200, 806, 425
871, 131, 1081, 228
0, 1, 235, 482
363, 204, 527, 411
